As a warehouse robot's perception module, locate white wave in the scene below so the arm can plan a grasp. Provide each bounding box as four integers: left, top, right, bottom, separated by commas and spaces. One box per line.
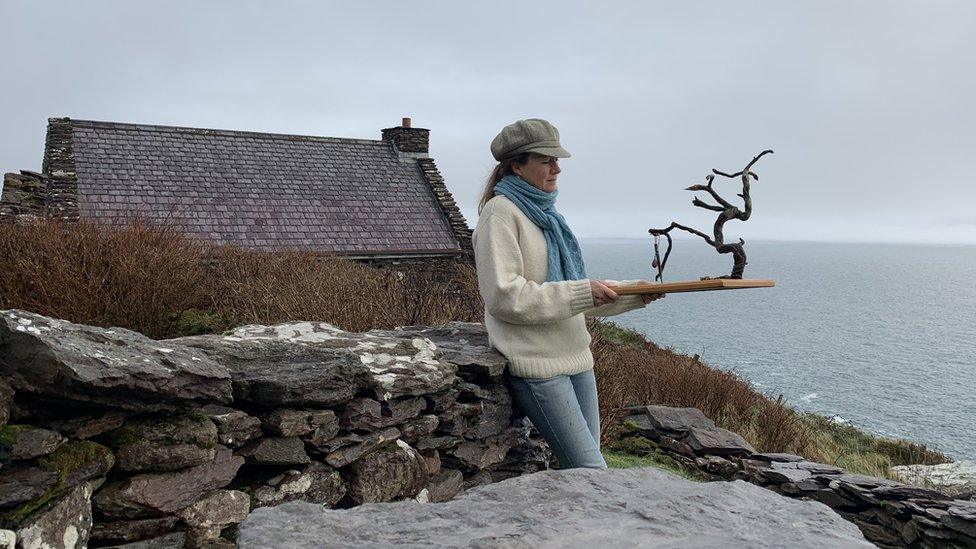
828, 414, 852, 426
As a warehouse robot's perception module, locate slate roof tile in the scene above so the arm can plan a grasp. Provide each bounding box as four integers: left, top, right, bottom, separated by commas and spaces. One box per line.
66, 119, 462, 255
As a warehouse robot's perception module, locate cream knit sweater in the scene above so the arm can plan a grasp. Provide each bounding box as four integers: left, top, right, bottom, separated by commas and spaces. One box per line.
473, 195, 647, 379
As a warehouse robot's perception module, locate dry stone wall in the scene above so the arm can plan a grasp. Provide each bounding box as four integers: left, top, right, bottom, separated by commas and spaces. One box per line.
3, 310, 972, 548
620, 405, 976, 549
0, 311, 552, 548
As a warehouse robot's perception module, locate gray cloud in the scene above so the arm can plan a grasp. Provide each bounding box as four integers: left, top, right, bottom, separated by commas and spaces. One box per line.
2, 0, 974, 243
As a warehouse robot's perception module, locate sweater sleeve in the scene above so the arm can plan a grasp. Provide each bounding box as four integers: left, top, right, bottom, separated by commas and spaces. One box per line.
583, 279, 648, 318
475, 213, 593, 325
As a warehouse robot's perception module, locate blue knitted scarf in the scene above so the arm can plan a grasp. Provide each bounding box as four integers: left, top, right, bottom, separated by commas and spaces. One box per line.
494, 175, 587, 282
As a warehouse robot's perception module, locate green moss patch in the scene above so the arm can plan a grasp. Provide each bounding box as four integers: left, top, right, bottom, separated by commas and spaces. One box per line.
605, 436, 709, 482
0, 441, 113, 527
172, 308, 225, 336
0, 424, 27, 446
39, 440, 113, 480
603, 449, 709, 482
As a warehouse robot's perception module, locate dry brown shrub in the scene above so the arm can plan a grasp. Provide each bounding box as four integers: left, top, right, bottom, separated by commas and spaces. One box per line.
590, 321, 811, 455
205, 247, 396, 333
0, 218, 482, 338
0, 218, 208, 338
384, 261, 483, 327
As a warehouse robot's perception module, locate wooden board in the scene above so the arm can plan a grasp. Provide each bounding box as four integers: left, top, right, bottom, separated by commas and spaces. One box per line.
605, 279, 775, 295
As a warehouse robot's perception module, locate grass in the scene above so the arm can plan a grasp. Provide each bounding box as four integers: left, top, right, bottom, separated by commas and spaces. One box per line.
0, 218, 952, 479
602, 450, 708, 482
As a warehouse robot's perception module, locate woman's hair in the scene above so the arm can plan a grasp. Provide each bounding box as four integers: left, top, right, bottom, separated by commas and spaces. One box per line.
478, 153, 530, 214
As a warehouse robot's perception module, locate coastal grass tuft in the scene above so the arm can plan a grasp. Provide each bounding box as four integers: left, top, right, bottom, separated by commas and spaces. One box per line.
799, 413, 948, 476
0, 218, 208, 339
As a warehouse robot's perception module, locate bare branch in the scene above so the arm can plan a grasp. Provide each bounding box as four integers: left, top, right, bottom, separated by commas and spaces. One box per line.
713, 169, 757, 179
692, 197, 725, 212
691, 174, 733, 209
649, 222, 716, 247
647, 150, 773, 279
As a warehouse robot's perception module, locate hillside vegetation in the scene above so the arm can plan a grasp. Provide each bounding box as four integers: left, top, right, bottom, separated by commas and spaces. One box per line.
0, 219, 950, 477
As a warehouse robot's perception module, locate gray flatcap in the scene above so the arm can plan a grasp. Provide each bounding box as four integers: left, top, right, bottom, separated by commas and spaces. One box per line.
490, 118, 571, 161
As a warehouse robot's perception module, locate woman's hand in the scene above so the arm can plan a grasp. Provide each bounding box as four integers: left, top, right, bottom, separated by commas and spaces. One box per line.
640, 293, 666, 304
590, 280, 619, 307
635, 279, 666, 305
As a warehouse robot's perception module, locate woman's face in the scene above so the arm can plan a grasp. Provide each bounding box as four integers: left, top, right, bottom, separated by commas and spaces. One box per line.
513, 154, 561, 192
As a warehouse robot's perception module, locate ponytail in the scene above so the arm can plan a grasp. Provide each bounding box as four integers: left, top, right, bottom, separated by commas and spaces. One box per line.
478, 153, 529, 214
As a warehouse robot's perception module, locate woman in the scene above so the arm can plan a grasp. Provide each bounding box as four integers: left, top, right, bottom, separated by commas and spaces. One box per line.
472, 118, 664, 470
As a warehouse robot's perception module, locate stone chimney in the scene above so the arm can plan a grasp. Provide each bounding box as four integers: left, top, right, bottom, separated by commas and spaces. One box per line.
382, 117, 429, 156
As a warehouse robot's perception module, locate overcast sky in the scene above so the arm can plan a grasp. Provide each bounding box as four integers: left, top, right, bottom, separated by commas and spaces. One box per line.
2, 1, 974, 244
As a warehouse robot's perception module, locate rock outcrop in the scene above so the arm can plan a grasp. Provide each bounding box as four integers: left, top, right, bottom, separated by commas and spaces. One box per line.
238, 467, 872, 548
890, 460, 976, 500
619, 405, 976, 548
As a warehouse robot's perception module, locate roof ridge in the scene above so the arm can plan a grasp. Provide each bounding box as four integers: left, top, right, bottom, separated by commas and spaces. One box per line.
58, 117, 388, 146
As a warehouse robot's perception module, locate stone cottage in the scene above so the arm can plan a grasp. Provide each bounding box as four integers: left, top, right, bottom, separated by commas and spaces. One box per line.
0, 117, 472, 263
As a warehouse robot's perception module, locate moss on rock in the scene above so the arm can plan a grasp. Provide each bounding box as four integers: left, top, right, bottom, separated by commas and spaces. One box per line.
0, 425, 27, 447
101, 425, 142, 450
0, 441, 113, 527
605, 436, 709, 482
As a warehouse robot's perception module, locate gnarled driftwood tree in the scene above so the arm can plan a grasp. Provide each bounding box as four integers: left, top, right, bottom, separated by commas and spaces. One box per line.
649, 149, 773, 280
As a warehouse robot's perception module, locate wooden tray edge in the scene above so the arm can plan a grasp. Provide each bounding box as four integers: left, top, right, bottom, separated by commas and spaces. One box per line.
607, 279, 775, 295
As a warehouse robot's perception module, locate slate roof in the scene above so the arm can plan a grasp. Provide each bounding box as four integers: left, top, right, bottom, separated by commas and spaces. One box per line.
60, 119, 463, 255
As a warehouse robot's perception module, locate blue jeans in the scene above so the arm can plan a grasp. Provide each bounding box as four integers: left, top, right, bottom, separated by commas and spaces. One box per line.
505, 369, 608, 469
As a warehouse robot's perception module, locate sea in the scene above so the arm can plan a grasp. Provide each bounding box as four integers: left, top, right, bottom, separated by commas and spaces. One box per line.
581, 239, 976, 460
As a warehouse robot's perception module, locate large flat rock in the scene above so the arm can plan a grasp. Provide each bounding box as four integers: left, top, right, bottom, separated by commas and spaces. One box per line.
173, 321, 458, 406
238, 467, 871, 549
381, 323, 508, 381
0, 310, 231, 410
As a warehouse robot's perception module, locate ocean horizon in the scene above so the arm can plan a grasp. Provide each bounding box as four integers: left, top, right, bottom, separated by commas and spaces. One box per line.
581, 238, 976, 460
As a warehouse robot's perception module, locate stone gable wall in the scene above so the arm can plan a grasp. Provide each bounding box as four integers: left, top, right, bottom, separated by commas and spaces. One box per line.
417, 157, 474, 259
0, 171, 49, 224
41, 117, 79, 221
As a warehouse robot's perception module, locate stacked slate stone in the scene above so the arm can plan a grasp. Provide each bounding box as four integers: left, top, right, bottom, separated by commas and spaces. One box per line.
622, 406, 976, 548
0, 171, 49, 224
0, 310, 553, 548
